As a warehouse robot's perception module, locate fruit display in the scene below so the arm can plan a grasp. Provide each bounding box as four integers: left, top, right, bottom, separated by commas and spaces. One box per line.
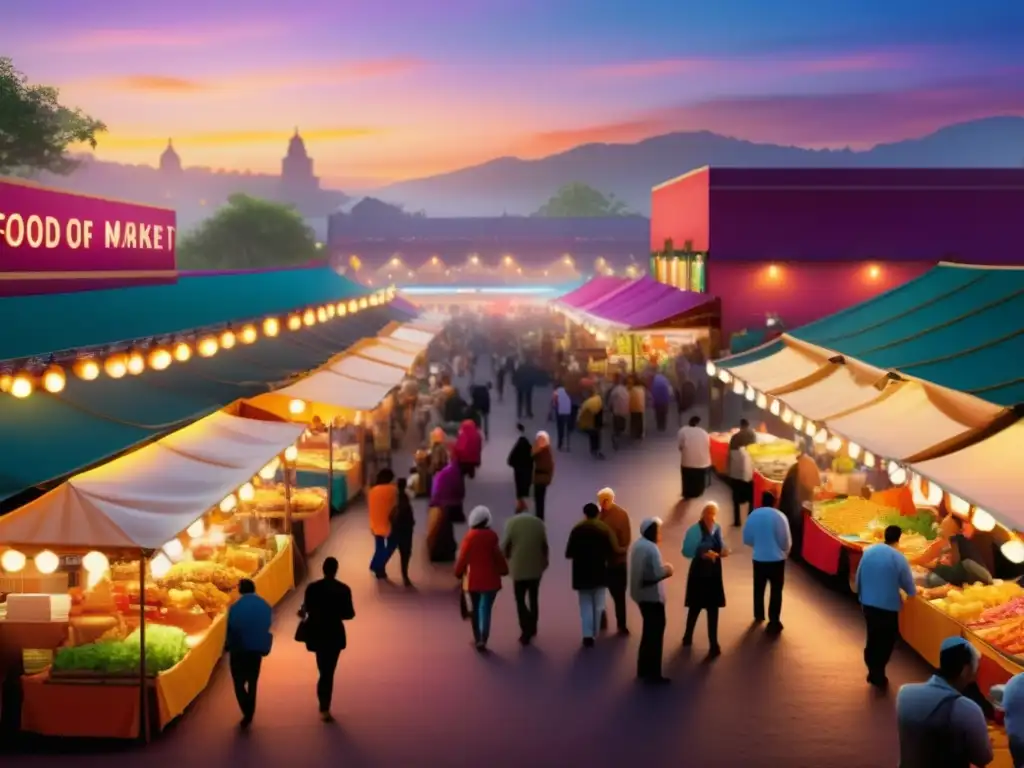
747, 440, 798, 461
930, 582, 1024, 625
52, 625, 189, 676
812, 497, 899, 538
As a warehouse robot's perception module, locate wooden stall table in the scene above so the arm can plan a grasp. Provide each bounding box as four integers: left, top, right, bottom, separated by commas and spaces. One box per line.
898, 595, 966, 668
252, 536, 295, 608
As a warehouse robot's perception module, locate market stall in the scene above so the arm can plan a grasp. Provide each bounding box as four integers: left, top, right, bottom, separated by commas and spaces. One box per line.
0, 412, 304, 739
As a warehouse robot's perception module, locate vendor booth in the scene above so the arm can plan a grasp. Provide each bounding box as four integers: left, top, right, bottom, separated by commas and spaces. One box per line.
0, 412, 304, 739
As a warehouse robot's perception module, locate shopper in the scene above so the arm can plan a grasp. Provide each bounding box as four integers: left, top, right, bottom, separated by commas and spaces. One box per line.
507, 423, 534, 504
367, 468, 398, 579
455, 506, 508, 652
992, 673, 1024, 766
469, 381, 492, 440
630, 517, 673, 684
628, 377, 646, 441
608, 377, 630, 450
298, 557, 355, 722
855, 524, 917, 687
650, 372, 672, 432
597, 487, 631, 635
531, 430, 554, 521
501, 501, 549, 644
565, 502, 618, 647
728, 419, 757, 525
553, 383, 573, 451
677, 415, 711, 500
682, 501, 728, 658
577, 389, 605, 460
226, 578, 272, 728
427, 455, 465, 563
743, 491, 791, 633
896, 636, 993, 768
455, 419, 483, 479
392, 477, 416, 587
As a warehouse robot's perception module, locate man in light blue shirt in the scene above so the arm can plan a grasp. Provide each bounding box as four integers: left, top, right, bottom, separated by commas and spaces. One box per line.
896, 636, 992, 767
992, 672, 1024, 766
855, 525, 917, 687
742, 491, 791, 633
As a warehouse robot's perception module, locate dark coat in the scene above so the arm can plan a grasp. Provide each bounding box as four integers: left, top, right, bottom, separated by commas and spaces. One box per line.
684, 522, 726, 609
565, 519, 616, 591
507, 436, 533, 497
301, 577, 355, 652
469, 384, 491, 415
532, 446, 554, 487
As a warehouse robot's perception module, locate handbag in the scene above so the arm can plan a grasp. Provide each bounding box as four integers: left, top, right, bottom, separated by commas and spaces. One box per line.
681, 523, 702, 559
294, 606, 309, 644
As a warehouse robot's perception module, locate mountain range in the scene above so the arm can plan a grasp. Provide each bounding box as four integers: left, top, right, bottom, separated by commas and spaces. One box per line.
377, 116, 1024, 216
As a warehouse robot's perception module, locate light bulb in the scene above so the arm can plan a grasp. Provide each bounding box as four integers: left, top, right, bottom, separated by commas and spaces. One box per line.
947, 494, 971, 517
769, 399, 781, 416
792, 414, 804, 431
126, 350, 145, 375
284, 445, 299, 462
825, 435, 843, 453
258, 458, 280, 480
348, 300, 358, 313
240, 325, 258, 344
971, 508, 996, 533
847, 442, 862, 460
34, 550, 59, 574
149, 553, 172, 579
219, 494, 238, 513
73, 358, 100, 381
197, 336, 219, 358
148, 348, 172, 371
755, 392, 768, 409
912, 474, 943, 506
104, 355, 127, 379
303, 309, 316, 326
863, 451, 876, 468
186, 518, 206, 538
337, 304, 347, 316
718, 370, 732, 384
287, 314, 302, 331
1, 549, 26, 573
706, 362, 716, 377
370, 296, 379, 307
1002, 539, 1024, 565
238, 482, 255, 502
326, 304, 336, 319
814, 428, 828, 445
9, 372, 33, 398
263, 317, 280, 337
82, 551, 109, 574
887, 463, 908, 486
42, 365, 66, 394
173, 342, 192, 362
220, 330, 237, 349
745, 385, 756, 402
805, 420, 816, 437
732, 379, 745, 396
288, 398, 307, 415
163, 538, 185, 561
316, 306, 328, 323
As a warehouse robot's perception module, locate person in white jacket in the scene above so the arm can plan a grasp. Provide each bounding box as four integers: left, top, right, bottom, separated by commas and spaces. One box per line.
677, 415, 711, 500
629, 518, 674, 684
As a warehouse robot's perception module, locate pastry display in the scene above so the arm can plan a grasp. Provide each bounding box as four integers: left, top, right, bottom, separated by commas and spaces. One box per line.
158, 561, 248, 593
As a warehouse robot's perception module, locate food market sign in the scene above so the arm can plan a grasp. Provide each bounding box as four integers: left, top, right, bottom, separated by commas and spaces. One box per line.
0, 178, 177, 297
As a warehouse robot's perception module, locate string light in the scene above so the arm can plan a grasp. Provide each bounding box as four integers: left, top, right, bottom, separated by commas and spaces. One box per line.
173, 341, 192, 362
289, 399, 307, 415
220, 329, 237, 349
34, 550, 59, 574
238, 483, 255, 502
104, 354, 128, 379
1, 549, 27, 573
197, 336, 219, 358
706, 362, 716, 377
186, 519, 206, 538
149, 347, 172, 371
337, 304, 347, 317
263, 317, 280, 337
769, 399, 781, 416
971, 508, 996, 533
219, 495, 237, 513
73, 358, 100, 381
284, 445, 299, 462
240, 325, 258, 344
316, 306, 328, 323
287, 314, 302, 331
126, 349, 146, 375
326, 304, 336, 319
348, 300, 358, 313
41, 364, 66, 394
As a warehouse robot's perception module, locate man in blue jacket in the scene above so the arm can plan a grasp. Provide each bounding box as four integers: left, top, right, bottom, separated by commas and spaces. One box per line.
226, 578, 273, 727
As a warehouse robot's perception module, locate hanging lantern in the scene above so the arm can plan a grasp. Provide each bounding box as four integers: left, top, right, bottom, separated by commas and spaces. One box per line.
148, 347, 172, 371
813, 427, 828, 445
197, 336, 219, 358
369, 295, 379, 307
792, 414, 804, 431
825, 434, 843, 453
326, 304, 336, 319
149, 553, 173, 579
358, 297, 369, 309
303, 309, 316, 326
288, 399, 307, 415
947, 494, 971, 517
847, 442, 862, 460
732, 379, 744, 396
34, 550, 59, 574
73, 358, 100, 381
263, 317, 280, 337
887, 463, 908, 486
220, 329, 237, 350
186, 518, 206, 538
745, 385, 756, 402
755, 392, 768, 409
287, 314, 302, 331
971, 508, 996, 533
1002, 539, 1024, 565
82, 551, 109, 574
804, 420, 816, 437
237, 483, 255, 502
337, 303, 347, 316
42, 364, 66, 394
769, 399, 781, 416
163, 538, 185, 561
104, 354, 128, 379
219, 494, 238, 513
863, 451, 876, 469
348, 300, 358, 313
173, 341, 192, 362
239, 325, 258, 344
316, 306, 328, 323
717, 369, 731, 384
284, 445, 299, 462
1, 549, 27, 573
706, 362, 716, 377
126, 349, 146, 375
258, 458, 280, 480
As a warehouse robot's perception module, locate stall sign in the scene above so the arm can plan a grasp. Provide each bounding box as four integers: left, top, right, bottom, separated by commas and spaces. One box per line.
0, 179, 177, 297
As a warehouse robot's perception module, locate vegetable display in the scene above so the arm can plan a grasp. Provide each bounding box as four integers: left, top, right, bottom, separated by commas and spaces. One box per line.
880, 511, 938, 541
53, 624, 189, 675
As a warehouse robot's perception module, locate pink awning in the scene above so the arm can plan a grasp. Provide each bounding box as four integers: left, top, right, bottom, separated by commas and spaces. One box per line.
556, 276, 629, 308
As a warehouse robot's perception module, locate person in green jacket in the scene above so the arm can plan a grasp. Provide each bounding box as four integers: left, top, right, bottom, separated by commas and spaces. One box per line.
501, 503, 549, 645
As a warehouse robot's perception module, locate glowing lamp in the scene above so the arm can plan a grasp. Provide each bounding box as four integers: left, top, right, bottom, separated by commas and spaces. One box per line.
326, 304, 336, 319
767, 264, 779, 279
805, 420, 816, 437
360, 298, 370, 309
82, 551, 109, 574
104, 355, 128, 379
1002, 539, 1024, 565
706, 362, 716, 377
1, 549, 26, 573
911, 474, 943, 507
825, 434, 843, 453
755, 392, 768, 409
5, 372, 22, 393
887, 463, 908, 486
126, 350, 145, 375
173, 342, 192, 362
186, 518, 206, 539
847, 442, 862, 460
947, 494, 971, 517
163, 538, 185, 561
149, 553, 172, 579
284, 445, 299, 462
288, 398, 307, 415
348, 300, 358, 313
769, 399, 781, 416
813, 428, 828, 445
258, 458, 280, 480
316, 306, 328, 323
745, 385, 756, 402
73, 358, 100, 381
219, 494, 238, 513
197, 336, 219, 358
42, 365, 66, 394
238, 483, 255, 502
336, 303, 347, 316
971, 508, 996, 533
370, 296, 379, 307
9, 372, 33, 399
263, 317, 280, 337
149, 347, 172, 371
303, 309, 316, 326
732, 379, 745, 396
287, 314, 302, 331
868, 265, 881, 280
792, 414, 804, 431
34, 550, 59, 575
240, 325, 258, 344
863, 451, 876, 469
220, 330, 237, 350
781, 408, 793, 425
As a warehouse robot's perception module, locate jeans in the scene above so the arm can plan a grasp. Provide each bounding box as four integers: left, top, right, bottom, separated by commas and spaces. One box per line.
753, 559, 785, 623
556, 414, 571, 449
577, 587, 607, 639
534, 484, 548, 521
863, 605, 900, 681
516, 388, 534, 418
315, 647, 342, 712
370, 534, 397, 575
637, 602, 666, 679
513, 578, 540, 637
229, 651, 262, 720
470, 590, 497, 643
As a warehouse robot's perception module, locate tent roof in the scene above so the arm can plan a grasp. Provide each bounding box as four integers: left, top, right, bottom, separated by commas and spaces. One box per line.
555, 276, 629, 309
272, 372, 395, 412
606, 287, 718, 330
771, 362, 891, 422
0, 413, 303, 550
580, 277, 668, 321
387, 326, 435, 348
356, 342, 418, 370
726, 344, 829, 392
330, 354, 407, 386
787, 263, 1024, 406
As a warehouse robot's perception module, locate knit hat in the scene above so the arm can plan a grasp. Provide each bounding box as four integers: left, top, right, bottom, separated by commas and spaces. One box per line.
639, 517, 662, 536
468, 505, 492, 528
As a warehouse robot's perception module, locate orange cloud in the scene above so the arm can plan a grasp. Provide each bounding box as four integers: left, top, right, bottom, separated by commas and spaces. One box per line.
519, 119, 667, 156
41, 23, 282, 52
96, 127, 380, 151
111, 75, 205, 93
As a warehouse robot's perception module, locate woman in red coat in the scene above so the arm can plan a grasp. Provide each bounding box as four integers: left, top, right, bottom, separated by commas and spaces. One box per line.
455, 505, 507, 651
454, 419, 483, 479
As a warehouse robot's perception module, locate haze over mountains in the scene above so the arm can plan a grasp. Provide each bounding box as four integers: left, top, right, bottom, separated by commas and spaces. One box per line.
377, 117, 1024, 216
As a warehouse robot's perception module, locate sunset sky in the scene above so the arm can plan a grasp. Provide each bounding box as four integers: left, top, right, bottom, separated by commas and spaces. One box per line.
7, 0, 1024, 188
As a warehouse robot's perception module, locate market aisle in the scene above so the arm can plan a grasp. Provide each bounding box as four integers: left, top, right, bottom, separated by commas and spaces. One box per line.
16, 378, 929, 768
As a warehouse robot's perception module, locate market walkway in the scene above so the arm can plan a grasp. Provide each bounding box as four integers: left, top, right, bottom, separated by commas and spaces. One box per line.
18, 375, 928, 768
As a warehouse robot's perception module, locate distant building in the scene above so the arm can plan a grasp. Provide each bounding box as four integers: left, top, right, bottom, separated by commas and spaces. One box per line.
159, 140, 182, 176
650, 166, 1024, 341
279, 128, 321, 204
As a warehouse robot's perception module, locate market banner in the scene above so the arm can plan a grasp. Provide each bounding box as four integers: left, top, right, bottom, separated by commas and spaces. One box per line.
0, 178, 177, 297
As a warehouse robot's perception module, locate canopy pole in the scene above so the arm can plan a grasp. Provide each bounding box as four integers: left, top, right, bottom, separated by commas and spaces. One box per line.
327, 424, 335, 515
630, 334, 637, 373
283, 453, 294, 536
138, 547, 154, 743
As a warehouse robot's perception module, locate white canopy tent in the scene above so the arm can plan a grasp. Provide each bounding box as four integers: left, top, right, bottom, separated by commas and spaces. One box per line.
273, 371, 396, 412
329, 354, 407, 386
387, 326, 436, 348
771, 363, 891, 422
726, 345, 828, 393
356, 343, 418, 370
0, 413, 304, 550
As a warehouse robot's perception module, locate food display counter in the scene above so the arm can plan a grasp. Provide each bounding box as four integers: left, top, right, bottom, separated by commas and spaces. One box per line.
709, 430, 798, 499
247, 483, 330, 556
294, 444, 362, 515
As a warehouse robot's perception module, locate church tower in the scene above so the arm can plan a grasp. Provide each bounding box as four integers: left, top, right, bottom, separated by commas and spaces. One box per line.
159, 139, 182, 175
280, 128, 320, 205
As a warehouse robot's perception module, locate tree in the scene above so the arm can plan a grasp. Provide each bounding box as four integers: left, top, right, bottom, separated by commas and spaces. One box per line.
176, 194, 320, 270
0, 57, 106, 176
533, 182, 630, 217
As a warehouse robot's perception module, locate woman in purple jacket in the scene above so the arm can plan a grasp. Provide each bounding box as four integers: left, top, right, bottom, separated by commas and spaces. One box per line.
427, 451, 466, 563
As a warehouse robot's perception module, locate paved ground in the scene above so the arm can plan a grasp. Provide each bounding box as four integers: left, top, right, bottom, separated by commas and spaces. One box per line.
13, 372, 929, 767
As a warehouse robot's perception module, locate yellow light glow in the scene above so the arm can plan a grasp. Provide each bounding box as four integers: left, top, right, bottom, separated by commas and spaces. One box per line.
867, 264, 881, 280
240, 325, 258, 344
745, 385, 756, 402
971, 508, 996, 533
717, 369, 732, 384
887, 463, 908, 486
149, 347, 172, 370
186, 518, 206, 538
911, 474, 943, 506
863, 451, 876, 468
104, 355, 128, 379
847, 442, 862, 460
10, 374, 34, 398
316, 306, 328, 323
767, 264, 780, 279
814, 428, 828, 445
1002, 539, 1024, 565
238, 483, 255, 502
303, 309, 316, 326
769, 399, 781, 416
370, 296, 379, 307
197, 336, 219, 358
287, 314, 302, 331
149, 553, 172, 579
163, 538, 185, 561
126, 350, 145, 376
220, 330, 237, 350
732, 379, 745, 396
947, 494, 971, 517
359, 298, 368, 309
348, 300, 358, 313
338, 304, 347, 316
755, 392, 768, 409
326, 304, 336, 319
1, 549, 26, 573
73, 358, 100, 381
82, 551, 109, 574
173, 342, 192, 362
34, 550, 59, 574
288, 398, 307, 415
805, 420, 816, 437
781, 407, 793, 425
42, 365, 66, 394
263, 317, 280, 337
825, 434, 843, 453
284, 445, 299, 462
792, 414, 804, 431
219, 494, 238, 513
258, 458, 280, 480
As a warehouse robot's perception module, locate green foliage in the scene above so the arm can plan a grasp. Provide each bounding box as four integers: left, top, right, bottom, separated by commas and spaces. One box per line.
533, 182, 630, 217
176, 194, 320, 270
0, 57, 106, 176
